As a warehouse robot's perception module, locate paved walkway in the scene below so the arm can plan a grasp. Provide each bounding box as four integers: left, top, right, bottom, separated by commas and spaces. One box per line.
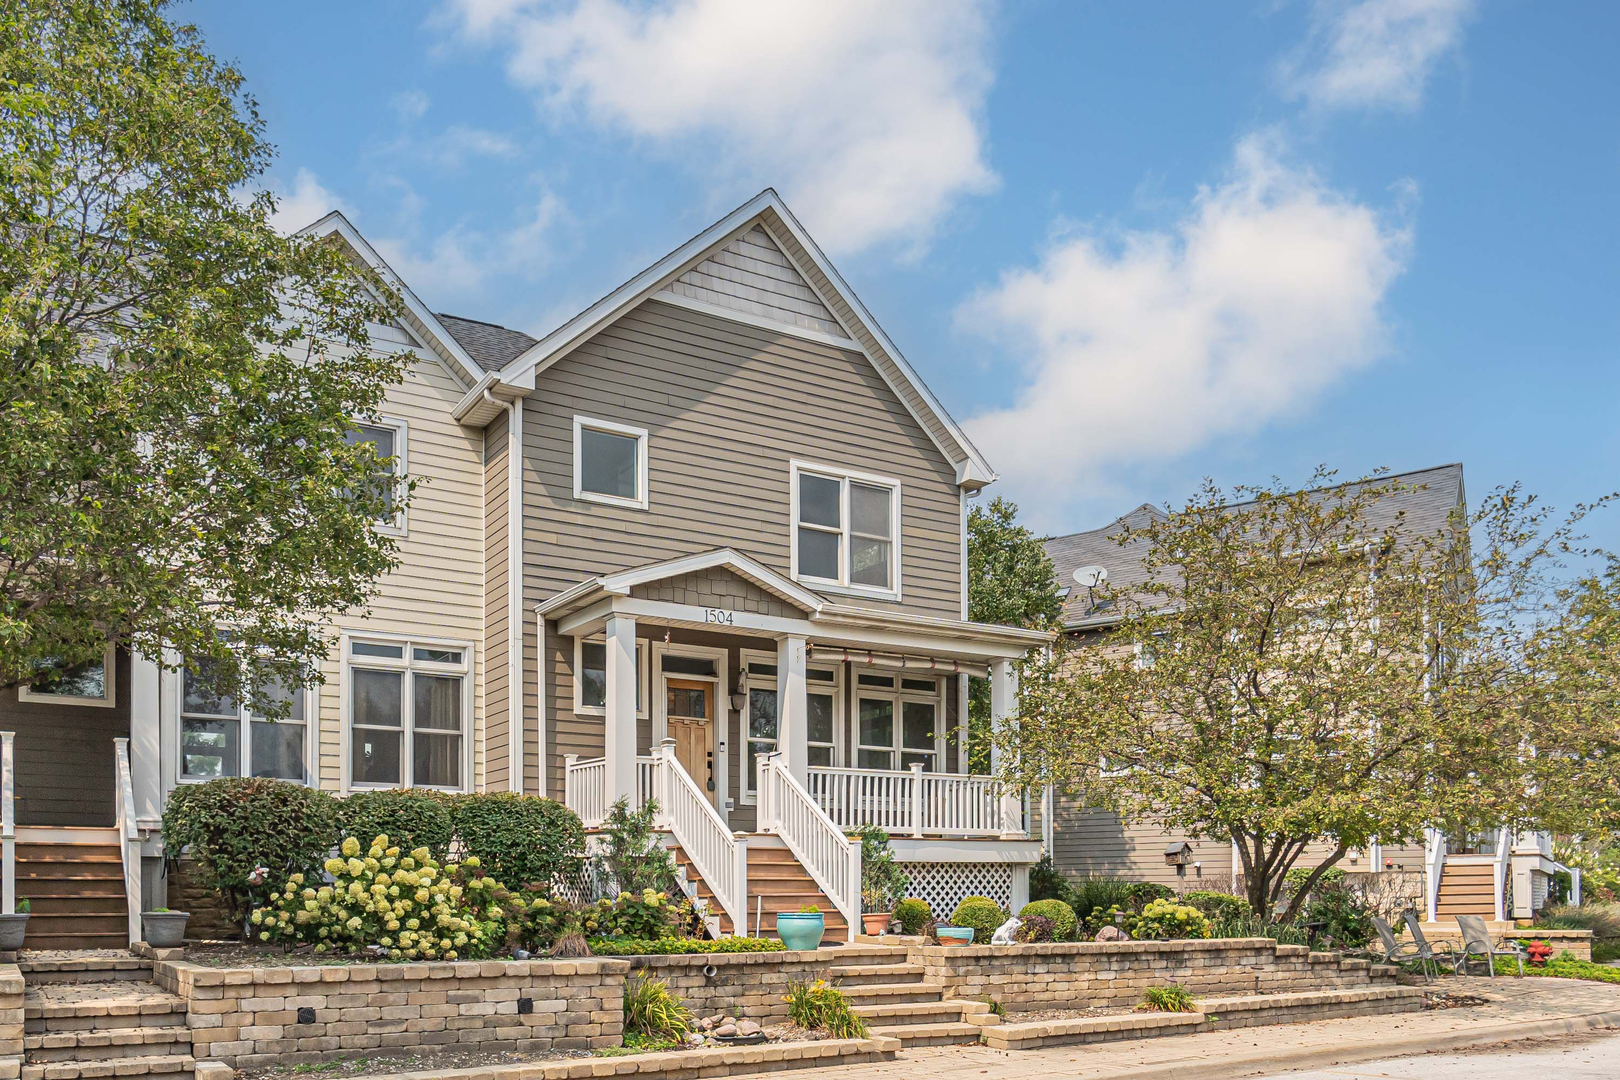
725, 977, 1620, 1080
1255, 1030, 1620, 1078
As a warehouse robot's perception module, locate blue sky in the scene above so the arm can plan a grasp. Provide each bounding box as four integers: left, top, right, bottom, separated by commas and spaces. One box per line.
191, 0, 1618, 545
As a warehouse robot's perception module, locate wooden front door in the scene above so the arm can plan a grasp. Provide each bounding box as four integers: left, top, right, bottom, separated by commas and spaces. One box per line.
666, 678, 716, 805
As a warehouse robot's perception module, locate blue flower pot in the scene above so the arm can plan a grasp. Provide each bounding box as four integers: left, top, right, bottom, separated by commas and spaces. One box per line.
775, 912, 826, 951
935, 926, 974, 946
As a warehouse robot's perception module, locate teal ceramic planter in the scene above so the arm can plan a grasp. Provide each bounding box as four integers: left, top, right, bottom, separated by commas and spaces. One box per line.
935, 926, 974, 946
775, 912, 825, 951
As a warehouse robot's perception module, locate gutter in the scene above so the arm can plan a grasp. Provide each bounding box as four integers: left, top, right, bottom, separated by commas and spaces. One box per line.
484, 388, 526, 794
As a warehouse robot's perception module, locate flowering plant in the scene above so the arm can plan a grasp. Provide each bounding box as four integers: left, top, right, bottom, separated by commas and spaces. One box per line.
249, 834, 503, 959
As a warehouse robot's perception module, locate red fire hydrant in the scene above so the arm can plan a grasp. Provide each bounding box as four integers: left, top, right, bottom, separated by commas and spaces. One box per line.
1525, 940, 1555, 966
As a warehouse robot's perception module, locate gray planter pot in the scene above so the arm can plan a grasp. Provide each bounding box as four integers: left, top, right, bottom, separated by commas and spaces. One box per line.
0, 913, 28, 951
142, 911, 189, 949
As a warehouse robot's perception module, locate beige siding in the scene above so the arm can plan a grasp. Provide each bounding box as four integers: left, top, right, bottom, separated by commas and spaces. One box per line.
1053, 798, 1236, 887
314, 349, 486, 792
524, 298, 966, 795
483, 410, 511, 791
655, 225, 849, 339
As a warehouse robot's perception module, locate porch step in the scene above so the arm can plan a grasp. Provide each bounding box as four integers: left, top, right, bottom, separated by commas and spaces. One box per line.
1436, 862, 1499, 918
25, 1026, 194, 1061
865, 1020, 983, 1046
23, 983, 189, 1032
836, 981, 949, 1007
15, 841, 129, 950
20, 1055, 195, 1080
18, 955, 152, 985
822, 962, 926, 986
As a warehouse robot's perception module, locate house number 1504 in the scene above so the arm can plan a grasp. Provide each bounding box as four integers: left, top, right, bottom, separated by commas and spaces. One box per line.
703, 608, 735, 625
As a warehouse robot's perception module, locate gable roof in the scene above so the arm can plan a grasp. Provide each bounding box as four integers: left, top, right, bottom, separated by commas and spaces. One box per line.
297, 212, 487, 387
1046, 463, 1468, 630
490, 189, 996, 489
436, 313, 540, 372
535, 548, 827, 620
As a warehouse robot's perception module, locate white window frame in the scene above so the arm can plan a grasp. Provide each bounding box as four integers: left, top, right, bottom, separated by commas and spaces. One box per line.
351, 416, 409, 537
853, 672, 943, 773
177, 657, 313, 785
789, 460, 902, 601
573, 415, 649, 511
739, 649, 844, 804
341, 631, 474, 793
572, 634, 650, 718
19, 643, 117, 708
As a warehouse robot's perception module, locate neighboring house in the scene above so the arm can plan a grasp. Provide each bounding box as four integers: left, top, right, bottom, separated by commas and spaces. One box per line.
1042, 463, 1570, 923
0, 190, 1050, 947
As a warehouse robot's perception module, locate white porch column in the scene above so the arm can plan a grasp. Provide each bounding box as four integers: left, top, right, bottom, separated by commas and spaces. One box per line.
130, 650, 162, 825
990, 659, 1023, 838
604, 614, 638, 807
776, 635, 808, 784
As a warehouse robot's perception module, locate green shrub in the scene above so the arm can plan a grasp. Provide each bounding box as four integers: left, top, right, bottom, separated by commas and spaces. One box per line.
1133, 899, 1212, 940
1014, 914, 1055, 943
588, 936, 785, 955
1020, 899, 1078, 942
338, 789, 453, 858
1029, 856, 1073, 904
595, 798, 679, 895
894, 898, 933, 935
1208, 911, 1312, 945
448, 792, 585, 890
593, 889, 680, 940
1304, 882, 1374, 949
250, 834, 501, 959
1126, 882, 1176, 910
1069, 878, 1137, 923
785, 978, 868, 1039
950, 896, 1007, 943
1138, 984, 1196, 1012
161, 777, 338, 925
1494, 952, 1620, 983
1284, 865, 1347, 902
855, 825, 910, 913
1182, 891, 1251, 924
624, 973, 692, 1039
501, 890, 574, 953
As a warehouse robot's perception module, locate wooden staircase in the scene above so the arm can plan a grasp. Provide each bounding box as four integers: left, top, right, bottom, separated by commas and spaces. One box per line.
670, 834, 847, 944
1435, 860, 1499, 918
15, 832, 128, 950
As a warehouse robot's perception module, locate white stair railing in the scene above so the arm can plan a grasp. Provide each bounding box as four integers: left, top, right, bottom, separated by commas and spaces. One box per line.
806, 765, 1021, 837
758, 754, 859, 940
1491, 827, 1511, 922
114, 738, 141, 945
648, 741, 746, 936
1423, 828, 1445, 923
1, 732, 14, 915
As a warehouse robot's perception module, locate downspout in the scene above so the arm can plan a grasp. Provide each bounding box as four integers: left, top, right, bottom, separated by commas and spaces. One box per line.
486, 389, 525, 794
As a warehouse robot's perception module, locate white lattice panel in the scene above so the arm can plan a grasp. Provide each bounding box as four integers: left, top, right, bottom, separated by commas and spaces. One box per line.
898, 861, 1013, 919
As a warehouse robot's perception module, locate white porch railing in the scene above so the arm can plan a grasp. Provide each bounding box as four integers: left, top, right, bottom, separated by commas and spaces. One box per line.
806, 765, 1025, 837
114, 738, 141, 945
563, 754, 657, 828
648, 740, 746, 936
758, 754, 859, 939
1, 732, 14, 915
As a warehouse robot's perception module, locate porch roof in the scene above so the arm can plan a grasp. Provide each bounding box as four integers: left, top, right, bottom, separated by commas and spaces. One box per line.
535, 548, 1051, 662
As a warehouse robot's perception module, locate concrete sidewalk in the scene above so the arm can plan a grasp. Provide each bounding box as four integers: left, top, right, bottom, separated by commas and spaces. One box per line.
724, 977, 1620, 1080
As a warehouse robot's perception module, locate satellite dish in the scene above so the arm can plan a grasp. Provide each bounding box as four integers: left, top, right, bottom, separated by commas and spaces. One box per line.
1073, 565, 1109, 588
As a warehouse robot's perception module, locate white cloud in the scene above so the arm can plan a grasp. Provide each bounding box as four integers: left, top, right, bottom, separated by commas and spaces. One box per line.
391, 89, 432, 122
1279, 0, 1476, 111
265, 168, 352, 234
442, 0, 997, 254
960, 134, 1412, 515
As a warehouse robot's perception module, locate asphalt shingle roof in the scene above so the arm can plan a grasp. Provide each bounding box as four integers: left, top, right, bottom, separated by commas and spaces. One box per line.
435, 313, 540, 373
1045, 463, 1467, 629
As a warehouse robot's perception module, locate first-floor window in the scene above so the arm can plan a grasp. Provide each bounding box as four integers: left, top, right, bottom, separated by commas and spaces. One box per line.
574, 636, 648, 716
181, 656, 308, 782
743, 654, 842, 799
348, 638, 469, 790
856, 673, 941, 773
19, 644, 116, 708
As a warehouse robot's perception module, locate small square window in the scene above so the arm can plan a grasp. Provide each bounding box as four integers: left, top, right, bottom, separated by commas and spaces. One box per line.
573, 416, 648, 509
20, 645, 116, 708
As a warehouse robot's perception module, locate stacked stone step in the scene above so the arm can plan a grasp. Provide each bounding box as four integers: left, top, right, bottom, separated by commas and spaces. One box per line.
20, 958, 194, 1080
825, 957, 997, 1047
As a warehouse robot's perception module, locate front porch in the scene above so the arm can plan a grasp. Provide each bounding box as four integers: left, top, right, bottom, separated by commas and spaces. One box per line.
538, 549, 1050, 939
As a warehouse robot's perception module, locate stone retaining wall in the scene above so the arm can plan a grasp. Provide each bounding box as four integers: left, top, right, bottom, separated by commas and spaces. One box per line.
154, 958, 629, 1068
0, 963, 22, 1080
614, 947, 891, 1021
907, 938, 1394, 1009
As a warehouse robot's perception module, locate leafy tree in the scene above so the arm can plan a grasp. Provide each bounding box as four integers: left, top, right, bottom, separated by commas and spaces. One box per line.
1005, 466, 1620, 920
965, 496, 1062, 769
0, 0, 411, 703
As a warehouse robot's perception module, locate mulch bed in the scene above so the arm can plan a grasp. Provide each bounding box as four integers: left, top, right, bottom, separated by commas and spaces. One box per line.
181, 943, 375, 967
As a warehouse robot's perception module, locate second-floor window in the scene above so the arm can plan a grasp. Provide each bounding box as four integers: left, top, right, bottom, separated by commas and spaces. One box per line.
574, 416, 648, 510
791, 461, 901, 598
346, 418, 407, 533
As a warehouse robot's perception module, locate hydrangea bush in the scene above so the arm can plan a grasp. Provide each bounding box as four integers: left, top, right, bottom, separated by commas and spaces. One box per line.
250, 834, 503, 959
1132, 898, 1213, 940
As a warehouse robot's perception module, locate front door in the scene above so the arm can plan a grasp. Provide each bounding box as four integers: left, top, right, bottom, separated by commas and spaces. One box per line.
666, 678, 716, 806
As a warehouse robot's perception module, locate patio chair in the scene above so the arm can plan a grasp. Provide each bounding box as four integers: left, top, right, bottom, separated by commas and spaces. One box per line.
1369, 915, 1437, 981
1453, 914, 1525, 977
1400, 910, 1459, 976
